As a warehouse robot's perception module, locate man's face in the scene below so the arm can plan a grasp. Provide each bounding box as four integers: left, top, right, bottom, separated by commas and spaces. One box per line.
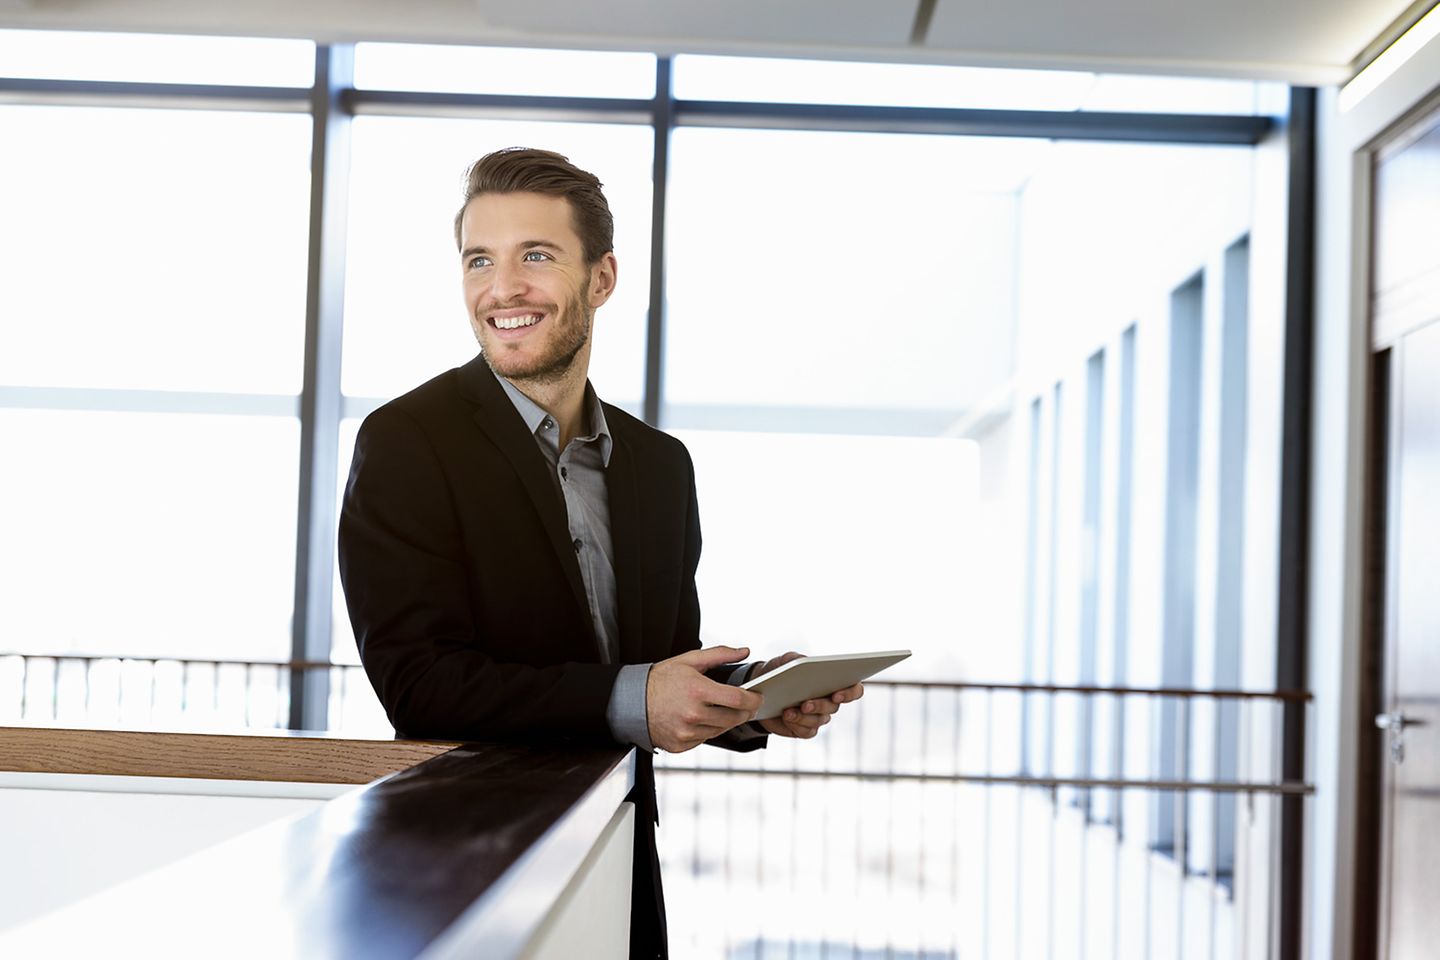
459, 191, 617, 385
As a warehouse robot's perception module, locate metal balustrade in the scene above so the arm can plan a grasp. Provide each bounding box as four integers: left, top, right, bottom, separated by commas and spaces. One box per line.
0, 654, 1308, 958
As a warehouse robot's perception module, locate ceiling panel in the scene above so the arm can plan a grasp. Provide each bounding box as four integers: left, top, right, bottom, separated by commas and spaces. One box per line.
476, 0, 918, 49
0, 0, 1420, 82
924, 0, 1418, 77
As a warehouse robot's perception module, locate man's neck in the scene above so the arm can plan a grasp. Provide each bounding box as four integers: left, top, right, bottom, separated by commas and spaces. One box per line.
505, 368, 589, 449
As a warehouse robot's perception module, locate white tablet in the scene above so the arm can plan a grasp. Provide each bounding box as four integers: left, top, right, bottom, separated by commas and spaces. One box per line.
740, 649, 911, 721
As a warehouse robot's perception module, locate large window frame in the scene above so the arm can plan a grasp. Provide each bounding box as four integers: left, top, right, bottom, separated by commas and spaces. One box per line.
0, 41, 1280, 730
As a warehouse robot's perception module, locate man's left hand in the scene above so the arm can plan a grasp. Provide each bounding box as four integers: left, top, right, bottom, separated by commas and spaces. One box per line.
750, 651, 865, 739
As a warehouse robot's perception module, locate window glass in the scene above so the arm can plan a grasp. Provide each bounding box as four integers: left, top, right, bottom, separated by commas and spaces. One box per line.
0, 410, 300, 662
674, 55, 1270, 115
674, 430, 979, 681
0, 29, 314, 86
1079, 74, 1272, 115
341, 116, 652, 408
353, 43, 656, 98
0, 106, 312, 394
673, 55, 1094, 110
665, 127, 1035, 414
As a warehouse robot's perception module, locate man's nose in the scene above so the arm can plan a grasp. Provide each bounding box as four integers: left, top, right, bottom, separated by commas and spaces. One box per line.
490, 259, 528, 301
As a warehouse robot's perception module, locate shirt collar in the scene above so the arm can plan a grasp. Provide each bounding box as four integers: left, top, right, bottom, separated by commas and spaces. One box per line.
498, 376, 613, 467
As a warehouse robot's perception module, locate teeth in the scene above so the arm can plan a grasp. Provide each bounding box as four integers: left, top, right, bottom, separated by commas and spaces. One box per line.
495, 314, 541, 330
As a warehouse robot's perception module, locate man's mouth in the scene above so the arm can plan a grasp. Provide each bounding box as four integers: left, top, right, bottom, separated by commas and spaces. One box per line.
490, 313, 543, 330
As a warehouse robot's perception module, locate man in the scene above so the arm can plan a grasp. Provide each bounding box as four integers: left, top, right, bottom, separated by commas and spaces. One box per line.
338, 147, 862, 959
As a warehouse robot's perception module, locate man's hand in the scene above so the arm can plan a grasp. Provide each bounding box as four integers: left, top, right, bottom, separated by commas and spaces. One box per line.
751, 651, 865, 739
647, 646, 764, 753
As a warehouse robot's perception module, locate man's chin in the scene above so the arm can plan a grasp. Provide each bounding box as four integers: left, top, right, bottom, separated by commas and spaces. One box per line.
481, 347, 580, 385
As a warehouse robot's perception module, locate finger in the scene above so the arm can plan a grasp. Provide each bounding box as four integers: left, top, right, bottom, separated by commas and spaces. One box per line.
800, 698, 840, 716
830, 682, 865, 704
755, 651, 806, 678
703, 680, 764, 714
781, 707, 830, 729
680, 645, 752, 672
698, 704, 756, 730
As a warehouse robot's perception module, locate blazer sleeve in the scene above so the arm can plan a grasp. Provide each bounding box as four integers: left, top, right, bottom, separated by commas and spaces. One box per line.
338, 404, 621, 742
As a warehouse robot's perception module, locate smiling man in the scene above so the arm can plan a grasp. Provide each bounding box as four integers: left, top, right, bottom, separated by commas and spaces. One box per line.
338, 147, 861, 959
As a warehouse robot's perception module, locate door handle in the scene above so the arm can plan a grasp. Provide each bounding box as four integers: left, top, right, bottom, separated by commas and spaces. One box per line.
1376, 712, 1426, 764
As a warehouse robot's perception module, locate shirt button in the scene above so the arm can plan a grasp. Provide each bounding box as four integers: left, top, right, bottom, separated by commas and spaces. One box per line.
572, 537, 582, 553
560, 466, 568, 480
541, 418, 554, 430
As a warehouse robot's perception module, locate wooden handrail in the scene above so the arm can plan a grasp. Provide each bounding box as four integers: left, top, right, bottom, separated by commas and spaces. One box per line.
0, 725, 456, 784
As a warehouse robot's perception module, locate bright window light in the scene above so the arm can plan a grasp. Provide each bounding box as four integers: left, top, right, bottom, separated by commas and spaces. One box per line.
354, 43, 656, 98
674, 54, 1094, 110
0, 29, 315, 86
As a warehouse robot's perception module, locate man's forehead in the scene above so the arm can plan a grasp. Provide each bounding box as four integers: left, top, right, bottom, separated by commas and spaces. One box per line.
459, 191, 580, 248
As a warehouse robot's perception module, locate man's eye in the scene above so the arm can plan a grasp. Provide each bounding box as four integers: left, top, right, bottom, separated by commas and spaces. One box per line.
468, 256, 491, 269
523, 251, 550, 262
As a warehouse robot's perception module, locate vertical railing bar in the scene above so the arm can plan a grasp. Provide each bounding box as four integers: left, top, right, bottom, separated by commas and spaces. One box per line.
1176, 695, 1188, 959
18, 656, 28, 720
918, 684, 930, 958
983, 687, 993, 959
181, 660, 190, 715
1211, 784, 1222, 960
82, 657, 90, 715
51, 657, 60, 721
1014, 724, 1024, 960
1144, 693, 1154, 960
1112, 692, 1125, 960
789, 757, 799, 960
846, 682, 858, 960
1211, 694, 1224, 960
883, 684, 897, 960
244, 663, 254, 729
1048, 780, 1058, 960
275, 663, 284, 729
213, 661, 222, 718
117, 657, 125, 721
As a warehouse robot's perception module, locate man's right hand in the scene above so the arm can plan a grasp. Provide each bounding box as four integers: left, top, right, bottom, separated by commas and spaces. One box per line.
646, 646, 764, 753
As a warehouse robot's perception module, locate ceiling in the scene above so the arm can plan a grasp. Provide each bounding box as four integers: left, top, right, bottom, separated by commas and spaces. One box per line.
0, 0, 1425, 84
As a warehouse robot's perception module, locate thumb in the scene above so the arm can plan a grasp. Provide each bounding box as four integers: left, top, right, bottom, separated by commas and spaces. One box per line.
681, 645, 751, 671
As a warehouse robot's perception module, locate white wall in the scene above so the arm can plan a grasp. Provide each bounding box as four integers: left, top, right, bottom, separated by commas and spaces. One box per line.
0, 773, 347, 932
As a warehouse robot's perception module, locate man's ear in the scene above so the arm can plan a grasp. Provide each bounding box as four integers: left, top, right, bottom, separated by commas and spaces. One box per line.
588, 252, 618, 309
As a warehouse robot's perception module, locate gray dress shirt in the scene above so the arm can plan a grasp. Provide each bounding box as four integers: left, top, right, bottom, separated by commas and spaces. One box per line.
499, 377, 764, 750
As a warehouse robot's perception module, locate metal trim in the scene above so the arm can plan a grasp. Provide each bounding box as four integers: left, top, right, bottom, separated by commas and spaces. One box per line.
1276, 84, 1317, 960
673, 100, 1275, 143
0, 77, 310, 111
643, 58, 672, 427
289, 44, 355, 732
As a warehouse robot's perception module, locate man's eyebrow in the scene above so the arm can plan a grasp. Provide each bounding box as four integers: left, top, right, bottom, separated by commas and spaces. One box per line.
459, 240, 564, 260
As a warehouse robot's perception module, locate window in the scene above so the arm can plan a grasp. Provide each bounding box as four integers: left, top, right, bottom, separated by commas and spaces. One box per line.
665, 127, 1033, 432
0, 29, 314, 86
0, 106, 312, 393
353, 43, 655, 98
340, 116, 653, 411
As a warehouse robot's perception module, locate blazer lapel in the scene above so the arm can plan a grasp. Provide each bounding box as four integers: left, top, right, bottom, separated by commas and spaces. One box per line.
456, 356, 594, 644
605, 421, 647, 665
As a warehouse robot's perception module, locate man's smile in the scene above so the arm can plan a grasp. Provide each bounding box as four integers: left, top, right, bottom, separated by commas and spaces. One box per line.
485, 308, 546, 339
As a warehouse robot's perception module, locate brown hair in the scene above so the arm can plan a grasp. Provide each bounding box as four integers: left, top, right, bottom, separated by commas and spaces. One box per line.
452, 147, 614, 264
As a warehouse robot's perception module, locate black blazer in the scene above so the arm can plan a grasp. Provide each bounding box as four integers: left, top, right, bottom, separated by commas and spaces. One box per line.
338, 354, 762, 958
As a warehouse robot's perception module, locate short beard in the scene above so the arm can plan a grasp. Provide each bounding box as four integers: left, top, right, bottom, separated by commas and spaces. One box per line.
479, 303, 592, 386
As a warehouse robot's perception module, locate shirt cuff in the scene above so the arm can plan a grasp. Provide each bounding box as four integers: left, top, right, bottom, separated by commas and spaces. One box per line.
727, 661, 760, 685
726, 662, 768, 740
606, 662, 655, 752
